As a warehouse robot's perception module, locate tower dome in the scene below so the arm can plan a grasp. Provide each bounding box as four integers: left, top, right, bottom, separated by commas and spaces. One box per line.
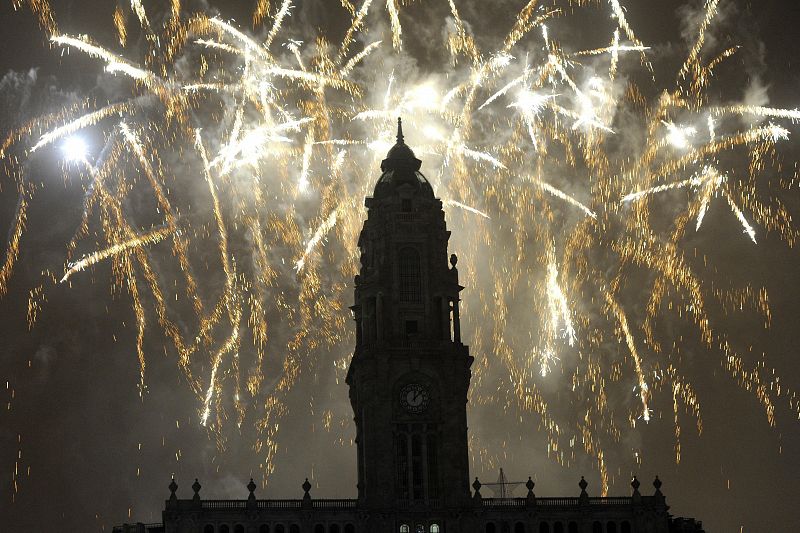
373, 118, 434, 199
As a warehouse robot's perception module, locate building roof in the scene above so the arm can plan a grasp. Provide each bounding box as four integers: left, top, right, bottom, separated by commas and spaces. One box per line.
374, 118, 434, 200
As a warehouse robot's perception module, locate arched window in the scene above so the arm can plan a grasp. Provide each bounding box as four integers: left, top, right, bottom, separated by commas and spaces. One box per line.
275, 526, 285, 533
514, 522, 526, 533
290, 526, 300, 533
345, 525, 356, 533
431, 525, 440, 533
400, 525, 410, 533
399, 248, 422, 303
330, 525, 340, 533
411, 434, 424, 500
621, 522, 631, 533
415, 525, 425, 533
315, 526, 325, 533
502, 522, 511, 533
539, 523, 550, 533
568, 523, 578, 533
260, 526, 270, 533
486, 523, 497, 533
220, 526, 230, 533
606, 522, 616, 533
397, 433, 409, 499
235, 526, 244, 533
592, 522, 602, 533
396, 425, 440, 502
204, 526, 214, 533
554, 523, 564, 533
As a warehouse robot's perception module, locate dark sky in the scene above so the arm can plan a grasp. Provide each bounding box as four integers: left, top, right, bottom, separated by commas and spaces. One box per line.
1, 1, 800, 531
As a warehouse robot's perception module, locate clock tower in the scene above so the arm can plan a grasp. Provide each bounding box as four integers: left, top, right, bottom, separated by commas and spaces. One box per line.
346, 119, 474, 513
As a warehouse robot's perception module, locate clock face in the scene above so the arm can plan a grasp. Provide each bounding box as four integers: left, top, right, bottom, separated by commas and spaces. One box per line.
400, 383, 430, 414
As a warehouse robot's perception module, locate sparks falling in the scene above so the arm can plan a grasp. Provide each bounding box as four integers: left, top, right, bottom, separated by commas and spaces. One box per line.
3, 0, 799, 498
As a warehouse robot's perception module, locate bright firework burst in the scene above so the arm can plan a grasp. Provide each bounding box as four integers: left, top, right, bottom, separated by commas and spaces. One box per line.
3, 0, 799, 496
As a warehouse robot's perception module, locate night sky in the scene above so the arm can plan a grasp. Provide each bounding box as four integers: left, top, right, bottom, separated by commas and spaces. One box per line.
1, 1, 799, 531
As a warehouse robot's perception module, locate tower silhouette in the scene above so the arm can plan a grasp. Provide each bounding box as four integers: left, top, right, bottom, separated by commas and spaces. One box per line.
347, 118, 473, 510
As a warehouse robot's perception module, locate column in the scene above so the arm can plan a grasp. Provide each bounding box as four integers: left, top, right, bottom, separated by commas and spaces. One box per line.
452, 298, 461, 343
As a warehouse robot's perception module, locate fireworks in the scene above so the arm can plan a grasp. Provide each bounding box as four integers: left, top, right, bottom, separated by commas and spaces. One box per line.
60, 226, 172, 283
60, 135, 88, 163
4, 0, 799, 497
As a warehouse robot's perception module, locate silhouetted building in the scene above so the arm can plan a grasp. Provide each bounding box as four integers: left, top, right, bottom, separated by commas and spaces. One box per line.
115, 120, 703, 533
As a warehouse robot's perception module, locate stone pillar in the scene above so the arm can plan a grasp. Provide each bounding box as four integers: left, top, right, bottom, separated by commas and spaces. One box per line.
167, 477, 178, 509
191, 479, 202, 511
525, 477, 537, 509
472, 477, 482, 506
441, 297, 451, 341
578, 476, 589, 506
355, 310, 363, 348
449, 254, 461, 343
652, 476, 669, 533
301, 478, 312, 510
376, 291, 384, 341
353, 276, 362, 349
247, 478, 257, 512
452, 299, 461, 343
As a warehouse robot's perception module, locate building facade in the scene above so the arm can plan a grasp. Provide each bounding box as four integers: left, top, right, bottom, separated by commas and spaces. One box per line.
115, 121, 703, 533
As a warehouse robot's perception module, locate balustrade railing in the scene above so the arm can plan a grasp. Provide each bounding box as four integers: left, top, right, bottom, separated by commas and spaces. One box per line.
256, 500, 302, 509
588, 497, 632, 505
312, 499, 358, 509
194, 495, 634, 512
202, 500, 248, 509
481, 496, 634, 508
481, 498, 526, 507
537, 497, 580, 506
200, 499, 358, 510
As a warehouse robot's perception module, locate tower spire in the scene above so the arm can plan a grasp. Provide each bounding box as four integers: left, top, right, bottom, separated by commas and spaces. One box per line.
396, 117, 404, 144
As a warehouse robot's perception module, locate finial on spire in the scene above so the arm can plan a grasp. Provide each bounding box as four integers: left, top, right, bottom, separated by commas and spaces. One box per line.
396, 117, 404, 144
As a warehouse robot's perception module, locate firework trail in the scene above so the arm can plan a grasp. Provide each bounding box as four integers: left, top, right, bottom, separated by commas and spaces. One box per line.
546, 253, 576, 348
606, 293, 651, 424
60, 227, 172, 283
723, 191, 758, 243
296, 208, 340, 272
29, 103, 129, 153
444, 200, 491, 220
537, 181, 597, 219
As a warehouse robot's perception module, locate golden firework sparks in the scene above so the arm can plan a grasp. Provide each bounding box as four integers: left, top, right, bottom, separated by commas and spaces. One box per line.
2, 0, 799, 490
